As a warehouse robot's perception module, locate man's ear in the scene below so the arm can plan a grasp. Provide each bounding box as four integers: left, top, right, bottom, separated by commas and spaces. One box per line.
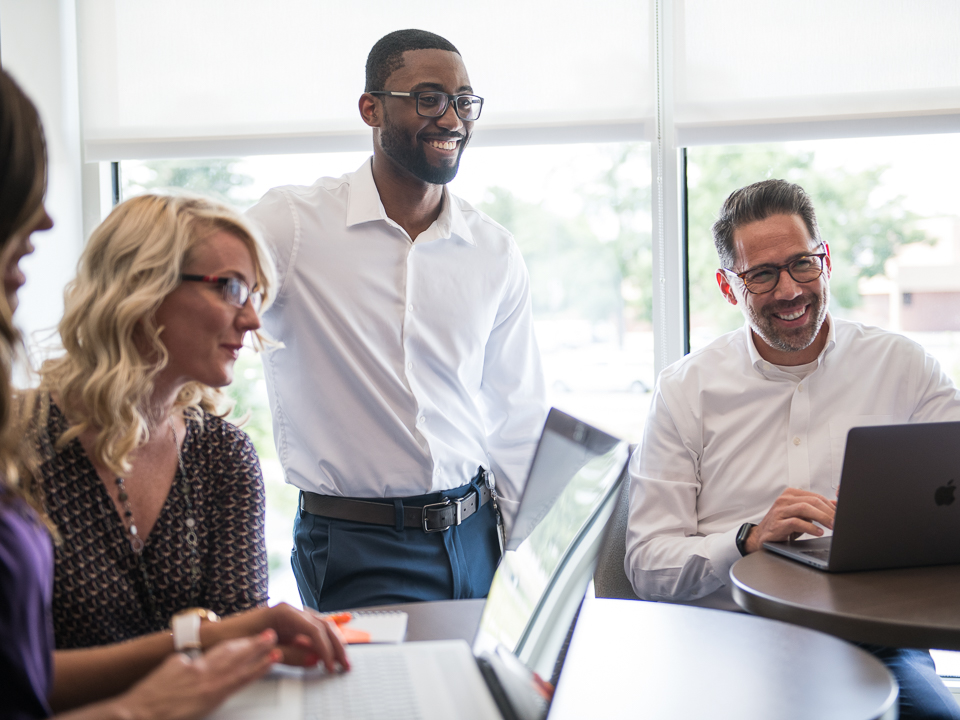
823, 241, 832, 278
717, 269, 738, 306
359, 94, 381, 128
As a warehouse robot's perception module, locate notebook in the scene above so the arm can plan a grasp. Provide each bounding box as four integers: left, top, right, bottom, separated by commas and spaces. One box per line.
209, 408, 629, 720
764, 421, 960, 572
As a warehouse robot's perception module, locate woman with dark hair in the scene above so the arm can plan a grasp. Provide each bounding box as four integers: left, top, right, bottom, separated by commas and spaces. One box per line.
0, 69, 348, 720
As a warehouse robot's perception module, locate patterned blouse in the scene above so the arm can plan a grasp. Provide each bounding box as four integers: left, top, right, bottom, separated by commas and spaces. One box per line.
40, 399, 268, 649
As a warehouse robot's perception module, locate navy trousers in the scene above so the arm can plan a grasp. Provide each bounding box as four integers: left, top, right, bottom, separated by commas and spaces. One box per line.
858, 644, 960, 720
292, 478, 502, 612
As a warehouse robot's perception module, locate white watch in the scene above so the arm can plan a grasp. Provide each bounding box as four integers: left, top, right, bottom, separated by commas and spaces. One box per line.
171, 607, 220, 659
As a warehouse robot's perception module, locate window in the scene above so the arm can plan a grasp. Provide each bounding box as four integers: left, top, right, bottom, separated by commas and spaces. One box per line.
121, 140, 653, 604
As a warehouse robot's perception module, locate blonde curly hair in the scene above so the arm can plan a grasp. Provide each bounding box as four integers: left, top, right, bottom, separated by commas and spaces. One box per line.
39, 192, 276, 477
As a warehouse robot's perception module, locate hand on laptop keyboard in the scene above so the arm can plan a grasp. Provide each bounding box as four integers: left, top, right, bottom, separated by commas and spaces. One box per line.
744, 488, 837, 554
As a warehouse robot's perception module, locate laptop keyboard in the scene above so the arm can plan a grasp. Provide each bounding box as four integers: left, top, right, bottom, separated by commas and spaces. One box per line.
801, 549, 831, 562
304, 647, 422, 720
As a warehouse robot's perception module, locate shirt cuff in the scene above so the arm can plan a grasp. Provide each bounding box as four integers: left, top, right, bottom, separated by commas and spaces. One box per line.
701, 525, 745, 588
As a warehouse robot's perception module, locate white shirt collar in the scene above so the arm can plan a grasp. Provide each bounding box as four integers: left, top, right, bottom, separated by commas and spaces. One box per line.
345, 158, 476, 246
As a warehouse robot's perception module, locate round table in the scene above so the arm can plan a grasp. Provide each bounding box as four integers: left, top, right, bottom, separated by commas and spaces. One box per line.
548, 597, 897, 720
731, 550, 960, 649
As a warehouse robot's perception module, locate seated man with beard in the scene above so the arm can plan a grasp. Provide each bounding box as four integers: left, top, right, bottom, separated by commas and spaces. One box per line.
626, 179, 960, 720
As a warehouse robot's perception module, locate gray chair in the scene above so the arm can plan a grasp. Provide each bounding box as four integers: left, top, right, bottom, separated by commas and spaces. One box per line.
593, 452, 641, 600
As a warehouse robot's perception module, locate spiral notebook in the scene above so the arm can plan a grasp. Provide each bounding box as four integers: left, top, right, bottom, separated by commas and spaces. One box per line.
209, 409, 629, 720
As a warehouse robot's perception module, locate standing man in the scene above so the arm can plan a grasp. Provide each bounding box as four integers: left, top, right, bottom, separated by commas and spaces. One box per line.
625, 179, 960, 720
247, 30, 546, 612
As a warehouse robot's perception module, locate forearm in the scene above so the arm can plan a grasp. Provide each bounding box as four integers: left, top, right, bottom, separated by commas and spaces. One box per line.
626, 529, 741, 601
51, 631, 174, 711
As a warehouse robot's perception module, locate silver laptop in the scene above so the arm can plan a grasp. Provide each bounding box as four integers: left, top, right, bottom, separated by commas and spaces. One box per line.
764, 421, 960, 572
209, 408, 629, 720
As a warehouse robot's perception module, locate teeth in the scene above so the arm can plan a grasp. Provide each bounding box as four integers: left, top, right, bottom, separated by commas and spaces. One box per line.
776, 309, 805, 321
427, 139, 458, 150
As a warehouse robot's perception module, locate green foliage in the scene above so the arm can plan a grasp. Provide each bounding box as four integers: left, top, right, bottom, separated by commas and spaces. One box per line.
478, 187, 623, 324
582, 144, 653, 324
123, 158, 255, 208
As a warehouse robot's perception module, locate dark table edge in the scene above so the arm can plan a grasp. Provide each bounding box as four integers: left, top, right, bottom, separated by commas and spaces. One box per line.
730, 565, 960, 651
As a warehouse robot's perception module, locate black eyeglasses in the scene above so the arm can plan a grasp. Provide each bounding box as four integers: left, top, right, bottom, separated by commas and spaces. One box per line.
368, 90, 484, 121
724, 245, 827, 295
180, 274, 262, 311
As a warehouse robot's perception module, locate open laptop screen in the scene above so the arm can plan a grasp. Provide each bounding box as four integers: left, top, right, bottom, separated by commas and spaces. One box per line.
472, 409, 628, 680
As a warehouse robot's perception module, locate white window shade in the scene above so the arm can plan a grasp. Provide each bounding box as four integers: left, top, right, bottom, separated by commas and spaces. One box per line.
77, 0, 653, 161
675, 0, 960, 146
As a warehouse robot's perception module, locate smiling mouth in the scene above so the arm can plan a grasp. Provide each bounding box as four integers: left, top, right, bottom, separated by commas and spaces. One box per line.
772, 306, 807, 321
424, 137, 461, 151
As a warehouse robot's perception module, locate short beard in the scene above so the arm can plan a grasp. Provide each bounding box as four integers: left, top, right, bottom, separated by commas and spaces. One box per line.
378, 120, 468, 185
747, 285, 829, 354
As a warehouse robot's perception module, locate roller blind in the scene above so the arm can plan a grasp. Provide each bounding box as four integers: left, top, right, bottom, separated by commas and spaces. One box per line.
674, 0, 960, 145
77, 0, 654, 160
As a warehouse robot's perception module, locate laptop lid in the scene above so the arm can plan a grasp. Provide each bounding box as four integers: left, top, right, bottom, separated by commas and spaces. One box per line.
827, 421, 960, 571
473, 408, 629, 681
766, 421, 960, 572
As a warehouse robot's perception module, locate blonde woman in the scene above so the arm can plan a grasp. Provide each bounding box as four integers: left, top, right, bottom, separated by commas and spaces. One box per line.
27, 192, 288, 649
0, 69, 347, 720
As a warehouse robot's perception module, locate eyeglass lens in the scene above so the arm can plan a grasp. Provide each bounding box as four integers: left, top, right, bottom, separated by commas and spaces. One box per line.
742, 255, 824, 293
224, 278, 262, 311
417, 92, 482, 121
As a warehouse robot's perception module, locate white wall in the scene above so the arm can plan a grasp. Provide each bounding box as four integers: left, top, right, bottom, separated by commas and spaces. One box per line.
0, 0, 85, 362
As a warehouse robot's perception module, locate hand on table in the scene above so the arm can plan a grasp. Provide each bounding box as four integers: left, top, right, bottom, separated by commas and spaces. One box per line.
744, 488, 837, 554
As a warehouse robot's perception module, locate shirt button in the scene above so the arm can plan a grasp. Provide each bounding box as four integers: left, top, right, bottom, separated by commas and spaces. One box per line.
798, 383, 803, 392
793, 437, 801, 446
418, 416, 426, 425
407, 362, 413, 370
408, 304, 414, 312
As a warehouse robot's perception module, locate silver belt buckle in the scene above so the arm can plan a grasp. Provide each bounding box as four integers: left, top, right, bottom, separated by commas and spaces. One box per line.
422, 497, 462, 533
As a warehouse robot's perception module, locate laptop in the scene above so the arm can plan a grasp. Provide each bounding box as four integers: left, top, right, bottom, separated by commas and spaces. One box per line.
209, 408, 629, 720
764, 421, 960, 572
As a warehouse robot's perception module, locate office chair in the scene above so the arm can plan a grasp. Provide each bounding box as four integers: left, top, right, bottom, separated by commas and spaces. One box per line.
592, 453, 641, 601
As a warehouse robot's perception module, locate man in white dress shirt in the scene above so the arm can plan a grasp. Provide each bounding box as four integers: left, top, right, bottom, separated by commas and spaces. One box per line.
625, 178, 960, 720
246, 29, 545, 611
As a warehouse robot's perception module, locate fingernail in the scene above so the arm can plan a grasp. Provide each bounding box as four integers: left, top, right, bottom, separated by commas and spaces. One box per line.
269, 649, 283, 663
304, 653, 320, 666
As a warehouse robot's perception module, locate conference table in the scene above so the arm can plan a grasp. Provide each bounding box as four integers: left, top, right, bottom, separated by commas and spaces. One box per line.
730, 550, 960, 650
365, 595, 898, 719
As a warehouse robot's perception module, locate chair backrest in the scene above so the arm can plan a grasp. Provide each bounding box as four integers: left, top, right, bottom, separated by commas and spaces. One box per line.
593, 452, 640, 600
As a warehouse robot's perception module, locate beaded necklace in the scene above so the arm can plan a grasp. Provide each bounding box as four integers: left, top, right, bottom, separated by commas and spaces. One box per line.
114, 418, 199, 624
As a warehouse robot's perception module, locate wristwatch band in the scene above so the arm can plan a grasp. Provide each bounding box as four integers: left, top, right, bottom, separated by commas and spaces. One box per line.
171, 607, 220, 659
736, 523, 757, 557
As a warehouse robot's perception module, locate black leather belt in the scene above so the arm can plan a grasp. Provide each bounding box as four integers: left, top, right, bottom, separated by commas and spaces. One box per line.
300, 484, 492, 533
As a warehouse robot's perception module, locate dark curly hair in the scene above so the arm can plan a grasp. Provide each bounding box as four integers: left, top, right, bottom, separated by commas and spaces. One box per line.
365, 29, 460, 92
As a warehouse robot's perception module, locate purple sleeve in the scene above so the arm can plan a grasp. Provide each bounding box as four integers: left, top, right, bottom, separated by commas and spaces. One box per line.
0, 499, 54, 719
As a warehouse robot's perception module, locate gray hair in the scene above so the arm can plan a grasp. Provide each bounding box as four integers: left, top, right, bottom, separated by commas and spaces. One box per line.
712, 179, 820, 269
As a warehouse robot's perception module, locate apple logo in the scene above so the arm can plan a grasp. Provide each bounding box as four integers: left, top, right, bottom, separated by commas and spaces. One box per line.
935, 479, 956, 507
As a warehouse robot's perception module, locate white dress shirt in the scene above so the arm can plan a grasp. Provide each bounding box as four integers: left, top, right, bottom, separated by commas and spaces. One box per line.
625, 316, 960, 611
246, 160, 546, 524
